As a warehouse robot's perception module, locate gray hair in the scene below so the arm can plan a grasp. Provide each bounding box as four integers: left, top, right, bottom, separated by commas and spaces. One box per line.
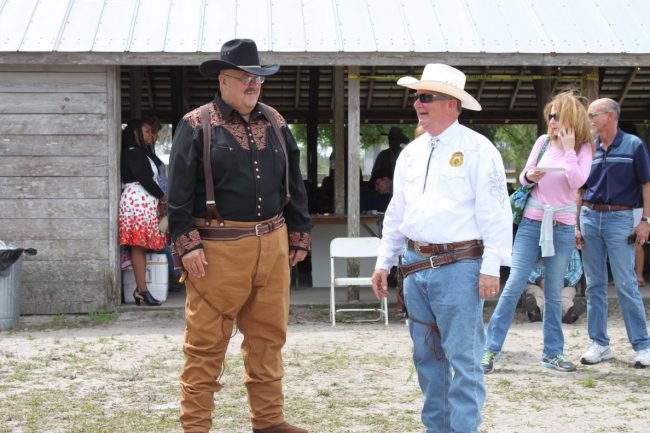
604, 98, 620, 120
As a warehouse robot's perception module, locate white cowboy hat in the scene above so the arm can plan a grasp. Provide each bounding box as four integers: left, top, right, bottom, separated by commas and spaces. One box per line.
397, 64, 482, 111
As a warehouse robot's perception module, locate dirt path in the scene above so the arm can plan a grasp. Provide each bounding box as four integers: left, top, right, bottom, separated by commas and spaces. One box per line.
0, 307, 648, 433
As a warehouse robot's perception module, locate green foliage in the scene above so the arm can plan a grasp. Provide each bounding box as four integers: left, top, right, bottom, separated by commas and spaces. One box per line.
494, 124, 538, 181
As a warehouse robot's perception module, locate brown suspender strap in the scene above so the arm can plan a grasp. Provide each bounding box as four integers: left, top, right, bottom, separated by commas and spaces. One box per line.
258, 102, 291, 205
199, 103, 224, 227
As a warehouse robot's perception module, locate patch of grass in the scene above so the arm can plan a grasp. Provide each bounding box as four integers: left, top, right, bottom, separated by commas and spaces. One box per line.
84, 311, 117, 326
583, 371, 595, 388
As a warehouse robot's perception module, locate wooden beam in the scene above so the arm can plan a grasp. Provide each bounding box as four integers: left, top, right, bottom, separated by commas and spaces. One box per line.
532, 66, 553, 136
347, 65, 360, 238
307, 67, 319, 191
477, 66, 489, 100
366, 66, 376, 111
129, 66, 142, 119
509, 68, 523, 110
294, 66, 302, 109
333, 66, 345, 215
619, 67, 638, 106
583, 67, 599, 103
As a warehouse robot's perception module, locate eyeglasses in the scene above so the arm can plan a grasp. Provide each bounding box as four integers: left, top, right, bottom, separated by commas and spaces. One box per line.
221, 73, 265, 86
588, 111, 609, 120
410, 93, 453, 104
548, 113, 559, 122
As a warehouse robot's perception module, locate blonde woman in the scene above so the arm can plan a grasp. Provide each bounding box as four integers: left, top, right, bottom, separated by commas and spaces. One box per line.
483, 91, 593, 373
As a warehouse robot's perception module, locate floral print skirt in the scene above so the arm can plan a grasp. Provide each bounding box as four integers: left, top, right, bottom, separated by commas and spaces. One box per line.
118, 182, 166, 250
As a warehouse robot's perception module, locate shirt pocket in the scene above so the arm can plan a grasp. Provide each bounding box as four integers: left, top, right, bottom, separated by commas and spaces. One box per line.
403, 164, 424, 200
438, 167, 469, 198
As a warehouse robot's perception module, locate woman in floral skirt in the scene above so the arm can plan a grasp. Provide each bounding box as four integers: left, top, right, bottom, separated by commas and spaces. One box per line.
118, 119, 167, 306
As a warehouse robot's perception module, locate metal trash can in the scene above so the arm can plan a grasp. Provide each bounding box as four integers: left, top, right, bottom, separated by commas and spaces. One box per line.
0, 244, 37, 331
0, 255, 23, 331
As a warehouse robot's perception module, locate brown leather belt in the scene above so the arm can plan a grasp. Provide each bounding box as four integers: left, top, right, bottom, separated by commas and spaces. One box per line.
583, 201, 633, 212
407, 239, 483, 256
198, 216, 285, 241
400, 244, 484, 279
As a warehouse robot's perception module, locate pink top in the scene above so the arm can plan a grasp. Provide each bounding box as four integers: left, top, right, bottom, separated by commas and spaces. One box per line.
520, 134, 593, 225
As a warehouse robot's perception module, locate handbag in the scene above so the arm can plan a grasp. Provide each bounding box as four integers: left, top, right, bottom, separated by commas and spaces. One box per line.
509, 136, 550, 225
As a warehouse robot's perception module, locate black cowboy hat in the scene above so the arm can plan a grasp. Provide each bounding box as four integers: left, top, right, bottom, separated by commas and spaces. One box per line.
382, 126, 410, 144
199, 39, 279, 77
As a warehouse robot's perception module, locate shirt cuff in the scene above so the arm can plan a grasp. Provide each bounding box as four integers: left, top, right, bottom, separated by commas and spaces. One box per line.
289, 231, 311, 251
480, 254, 503, 277
173, 229, 203, 257
375, 256, 397, 270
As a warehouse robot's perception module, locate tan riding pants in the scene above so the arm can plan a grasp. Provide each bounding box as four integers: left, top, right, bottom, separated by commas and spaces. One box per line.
180, 218, 290, 433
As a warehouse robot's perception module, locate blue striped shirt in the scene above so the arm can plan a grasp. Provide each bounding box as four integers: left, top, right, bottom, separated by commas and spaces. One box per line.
582, 129, 650, 207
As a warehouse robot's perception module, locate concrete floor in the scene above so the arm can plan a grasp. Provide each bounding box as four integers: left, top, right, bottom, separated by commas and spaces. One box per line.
118, 279, 650, 312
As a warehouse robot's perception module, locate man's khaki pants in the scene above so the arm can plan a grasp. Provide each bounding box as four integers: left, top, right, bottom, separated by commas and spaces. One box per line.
180, 218, 290, 433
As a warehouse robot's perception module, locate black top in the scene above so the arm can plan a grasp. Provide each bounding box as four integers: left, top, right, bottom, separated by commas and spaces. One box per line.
120, 146, 165, 199
167, 94, 311, 250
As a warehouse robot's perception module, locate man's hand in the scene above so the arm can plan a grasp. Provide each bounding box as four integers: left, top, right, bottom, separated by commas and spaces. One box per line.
635, 221, 650, 245
290, 249, 308, 266
479, 274, 500, 299
575, 229, 584, 249
371, 268, 390, 300
181, 249, 208, 279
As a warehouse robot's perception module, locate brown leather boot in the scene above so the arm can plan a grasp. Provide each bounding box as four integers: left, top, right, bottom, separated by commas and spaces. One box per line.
252, 421, 308, 433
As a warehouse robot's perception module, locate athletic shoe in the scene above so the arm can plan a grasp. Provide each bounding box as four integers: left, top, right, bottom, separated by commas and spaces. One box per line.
541, 354, 577, 372
481, 350, 500, 374
634, 347, 650, 369
580, 342, 614, 365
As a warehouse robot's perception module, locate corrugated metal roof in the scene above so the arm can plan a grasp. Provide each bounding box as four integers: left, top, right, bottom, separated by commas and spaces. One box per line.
1, 0, 650, 56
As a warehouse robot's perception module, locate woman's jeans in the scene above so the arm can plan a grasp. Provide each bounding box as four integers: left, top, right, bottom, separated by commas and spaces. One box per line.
579, 207, 650, 351
485, 218, 575, 358
403, 249, 484, 433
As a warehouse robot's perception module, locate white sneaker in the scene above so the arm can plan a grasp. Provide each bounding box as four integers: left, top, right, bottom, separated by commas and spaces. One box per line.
580, 342, 614, 365
634, 347, 650, 368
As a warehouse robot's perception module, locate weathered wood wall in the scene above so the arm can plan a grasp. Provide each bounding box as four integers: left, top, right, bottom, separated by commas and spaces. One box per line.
0, 65, 120, 314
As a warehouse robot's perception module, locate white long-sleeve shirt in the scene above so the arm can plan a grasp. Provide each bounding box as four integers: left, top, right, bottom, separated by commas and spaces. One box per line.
376, 120, 512, 277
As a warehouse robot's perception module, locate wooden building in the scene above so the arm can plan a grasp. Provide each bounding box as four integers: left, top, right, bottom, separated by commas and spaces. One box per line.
2, 0, 650, 314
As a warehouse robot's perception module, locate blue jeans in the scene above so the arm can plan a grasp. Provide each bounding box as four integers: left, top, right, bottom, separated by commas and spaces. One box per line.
403, 249, 484, 433
485, 218, 575, 358
579, 207, 650, 351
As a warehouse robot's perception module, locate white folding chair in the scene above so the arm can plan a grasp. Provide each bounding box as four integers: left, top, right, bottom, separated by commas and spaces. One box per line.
329, 237, 388, 326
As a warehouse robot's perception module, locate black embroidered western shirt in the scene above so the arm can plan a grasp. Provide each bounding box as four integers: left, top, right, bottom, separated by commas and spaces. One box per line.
168, 93, 311, 256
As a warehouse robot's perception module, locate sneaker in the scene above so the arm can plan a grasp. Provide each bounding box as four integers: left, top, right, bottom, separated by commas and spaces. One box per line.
634, 347, 650, 369
481, 350, 500, 374
541, 354, 576, 372
580, 342, 614, 365
524, 294, 541, 322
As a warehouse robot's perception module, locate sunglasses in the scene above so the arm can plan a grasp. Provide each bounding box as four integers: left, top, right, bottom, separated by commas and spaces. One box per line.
548, 113, 559, 122
410, 93, 453, 104
222, 73, 265, 86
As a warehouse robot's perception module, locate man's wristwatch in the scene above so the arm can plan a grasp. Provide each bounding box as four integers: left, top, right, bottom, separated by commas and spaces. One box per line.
642, 216, 649, 222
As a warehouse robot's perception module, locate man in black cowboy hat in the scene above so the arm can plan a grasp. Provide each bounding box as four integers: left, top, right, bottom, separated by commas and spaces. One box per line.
168, 38, 311, 433
370, 126, 410, 182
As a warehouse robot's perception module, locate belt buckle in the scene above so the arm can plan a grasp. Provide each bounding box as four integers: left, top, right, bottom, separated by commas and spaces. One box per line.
254, 223, 264, 237
413, 241, 429, 256
428, 256, 440, 269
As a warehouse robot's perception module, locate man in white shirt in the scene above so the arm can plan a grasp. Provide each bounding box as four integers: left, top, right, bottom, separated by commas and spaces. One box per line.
371, 64, 512, 433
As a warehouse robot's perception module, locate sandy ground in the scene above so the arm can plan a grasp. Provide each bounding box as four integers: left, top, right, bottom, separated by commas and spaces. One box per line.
0, 305, 649, 433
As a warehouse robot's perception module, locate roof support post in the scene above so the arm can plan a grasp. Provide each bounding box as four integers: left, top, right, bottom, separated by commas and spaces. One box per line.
346, 65, 361, 301
307, 67, 320, 207
532, 66, 552, 136
333, 66, 345, 215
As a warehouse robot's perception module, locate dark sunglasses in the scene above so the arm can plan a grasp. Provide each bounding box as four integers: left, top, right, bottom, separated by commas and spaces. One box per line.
548, 113, 559, 121
410, 93, 453, 104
